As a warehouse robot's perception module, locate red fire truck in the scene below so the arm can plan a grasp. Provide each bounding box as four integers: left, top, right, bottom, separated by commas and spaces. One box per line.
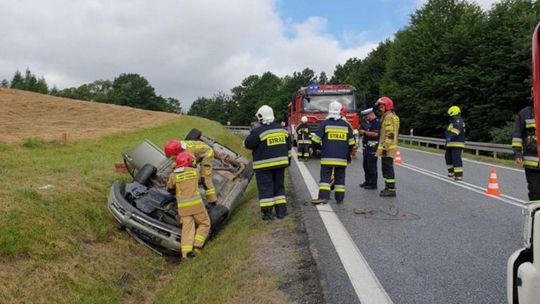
287, 84, 359, 156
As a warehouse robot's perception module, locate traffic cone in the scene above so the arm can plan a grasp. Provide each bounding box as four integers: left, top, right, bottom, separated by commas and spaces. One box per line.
394, 150, 403, 165
485, 167, 502, 196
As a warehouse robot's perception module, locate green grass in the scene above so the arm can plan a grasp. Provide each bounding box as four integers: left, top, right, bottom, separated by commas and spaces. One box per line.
0, 115, 285, 303
399, 141, 520, 168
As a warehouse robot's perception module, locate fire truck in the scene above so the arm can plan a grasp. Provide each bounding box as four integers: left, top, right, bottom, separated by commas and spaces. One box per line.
287, 84, 360, 156
507, 22, 540, 304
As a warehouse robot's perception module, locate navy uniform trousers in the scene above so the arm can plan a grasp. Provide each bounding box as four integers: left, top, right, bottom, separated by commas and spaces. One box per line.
363, 145, 378, 187
318, 165, 346, 202
255, 167, 287, 215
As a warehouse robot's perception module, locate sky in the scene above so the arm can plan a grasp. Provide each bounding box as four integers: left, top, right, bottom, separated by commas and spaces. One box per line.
0, 0, 500, 110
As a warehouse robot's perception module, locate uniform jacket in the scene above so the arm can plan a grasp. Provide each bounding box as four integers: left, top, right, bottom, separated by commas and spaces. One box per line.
512, 105, 539, 170
166, 166, 206, 216
244, 122, 292, 171
362, 118, 381, 147
376, 111, 400, 158
296, 123, 311, 144
182, 140, 214, 165
445, 115, 465, 148
311, 117, 356, 166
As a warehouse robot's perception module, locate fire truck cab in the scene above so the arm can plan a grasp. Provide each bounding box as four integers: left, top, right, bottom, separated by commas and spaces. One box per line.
287, 84, 359, 155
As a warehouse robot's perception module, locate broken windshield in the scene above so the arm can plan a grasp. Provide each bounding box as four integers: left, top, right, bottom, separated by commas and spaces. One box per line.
302, 94, 355, 113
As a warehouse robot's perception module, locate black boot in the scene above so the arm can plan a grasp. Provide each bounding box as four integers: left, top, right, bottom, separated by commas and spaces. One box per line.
275, 204, 287, 219
359, 182, 367, 188
379, 188, 396, 197
261, 207, 274, 221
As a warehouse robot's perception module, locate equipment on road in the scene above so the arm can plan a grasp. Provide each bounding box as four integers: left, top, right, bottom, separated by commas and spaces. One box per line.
394, 150, 403, 165
485, 167, 502, 196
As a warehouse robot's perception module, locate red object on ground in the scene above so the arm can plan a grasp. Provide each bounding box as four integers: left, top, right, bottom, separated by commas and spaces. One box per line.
485, 167, 502, 196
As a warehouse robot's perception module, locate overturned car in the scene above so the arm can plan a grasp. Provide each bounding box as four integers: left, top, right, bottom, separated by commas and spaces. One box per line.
107, 134, 253, 255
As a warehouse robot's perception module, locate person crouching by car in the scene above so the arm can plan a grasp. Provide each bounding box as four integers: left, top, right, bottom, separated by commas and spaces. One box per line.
166, 151, 211, 259
164, 139, 217, 208
245, 105, 292, 220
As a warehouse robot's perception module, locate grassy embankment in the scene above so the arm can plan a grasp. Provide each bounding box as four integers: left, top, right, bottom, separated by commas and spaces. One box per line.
0, 116, 289, 303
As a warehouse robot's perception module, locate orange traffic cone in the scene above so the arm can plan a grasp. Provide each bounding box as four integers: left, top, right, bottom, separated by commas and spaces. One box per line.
394, 150, 403, 165
485, 167, 502, 196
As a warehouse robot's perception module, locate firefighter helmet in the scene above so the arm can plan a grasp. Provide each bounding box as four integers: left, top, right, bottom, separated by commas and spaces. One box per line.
164, 140, 182, 158
448, 105, 461, 116
340, 105, 348, 116
255, 105, 275, 124
328, 101, 342, 116
176, 151, 195, 167
376, 96, 394, 111
301, 116, 308, 123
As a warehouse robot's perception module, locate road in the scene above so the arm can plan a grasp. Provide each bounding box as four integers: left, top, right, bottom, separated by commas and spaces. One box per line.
288, 147, 527, 304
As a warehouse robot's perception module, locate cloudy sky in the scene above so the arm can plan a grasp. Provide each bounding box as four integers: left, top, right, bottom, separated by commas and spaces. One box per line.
0, 0, 500, 109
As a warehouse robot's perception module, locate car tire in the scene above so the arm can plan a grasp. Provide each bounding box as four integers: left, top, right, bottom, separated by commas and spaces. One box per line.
134, 164, 157, 186
185, 128, 202, 140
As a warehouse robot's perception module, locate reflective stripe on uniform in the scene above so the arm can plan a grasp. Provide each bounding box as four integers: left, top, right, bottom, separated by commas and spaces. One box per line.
320, 158, 347, 166
334, 185, 345, 193
181, 245, 193, 253
175, 171, 198, 181
253, 156, 289, 170
348, 137, 356, 145
195, 234, 206, 243
259, 129, 289, 141
325, 125, 349, 133
526, 119, 536, 129
260, 198, 275, 207
524, 156, 539, 167
446, 142, 465, 148
319, 183, 331, 191
178, 197, 204, 207
512, 137, 523, 148
447, 165, 454, 169
311, 134, 321, 143
274, 195, 287, 205
454, 167, 463, 173
205, 187, 216, 195
298, 140, 311, 144
447, 124, 460, 135
385, 178, 396, 183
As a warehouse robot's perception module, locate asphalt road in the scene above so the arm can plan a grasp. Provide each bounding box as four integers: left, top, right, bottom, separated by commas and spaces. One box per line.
288, 147, 526, 304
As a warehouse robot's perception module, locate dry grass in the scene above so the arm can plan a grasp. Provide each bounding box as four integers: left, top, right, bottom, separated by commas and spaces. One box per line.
0, 88, 180, 144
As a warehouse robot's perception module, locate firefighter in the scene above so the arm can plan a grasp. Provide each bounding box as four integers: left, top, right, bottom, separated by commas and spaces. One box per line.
513, 89, 540, 204
164, 139, 217, 207
166, 151, 211, 259
359, 108, 380, 190
445, 105, 466, 181
375, 96, 400, 197
244, 105, 292, 220
311, 101, 356, 204
296, 116, 311, 161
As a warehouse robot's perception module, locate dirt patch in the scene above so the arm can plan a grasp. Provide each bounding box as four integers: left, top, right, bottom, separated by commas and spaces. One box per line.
251, 181, 325, 304
0, 88, 180, 144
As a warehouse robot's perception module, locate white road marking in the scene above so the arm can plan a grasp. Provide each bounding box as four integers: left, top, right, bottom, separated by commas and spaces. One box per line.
399, 162, 527, 209
399, 146, 523, 172
293, 153, 394, 304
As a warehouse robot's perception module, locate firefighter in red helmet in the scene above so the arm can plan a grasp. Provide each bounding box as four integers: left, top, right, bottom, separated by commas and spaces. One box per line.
166, 151, 211, 259
375, 96, 400, 197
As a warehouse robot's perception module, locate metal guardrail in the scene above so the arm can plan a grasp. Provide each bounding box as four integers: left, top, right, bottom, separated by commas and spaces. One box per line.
399, 135, 513, 158
225, 125, 250, 135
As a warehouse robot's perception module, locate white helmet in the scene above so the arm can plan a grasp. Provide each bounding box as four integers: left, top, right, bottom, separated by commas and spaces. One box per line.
301, 116, 308, 123
255, 105, 275, 124
328, 101, 342, 116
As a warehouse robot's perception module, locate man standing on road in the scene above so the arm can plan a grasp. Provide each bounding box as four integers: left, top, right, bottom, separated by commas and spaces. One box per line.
359, 108, 380, 190
445, 106, 466, 181
375, 97, 400, 197
245, 105, 292, 220
311, 101, 356, 204
512, 89, 540, 204
296, 116, 311, 161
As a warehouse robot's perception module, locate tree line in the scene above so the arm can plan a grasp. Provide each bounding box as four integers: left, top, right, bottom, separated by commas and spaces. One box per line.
1, 69, 182, 114
189, 0, 540, 143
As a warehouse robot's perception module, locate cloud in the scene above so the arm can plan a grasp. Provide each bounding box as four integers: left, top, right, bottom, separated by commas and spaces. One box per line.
0, 0, 378, 109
